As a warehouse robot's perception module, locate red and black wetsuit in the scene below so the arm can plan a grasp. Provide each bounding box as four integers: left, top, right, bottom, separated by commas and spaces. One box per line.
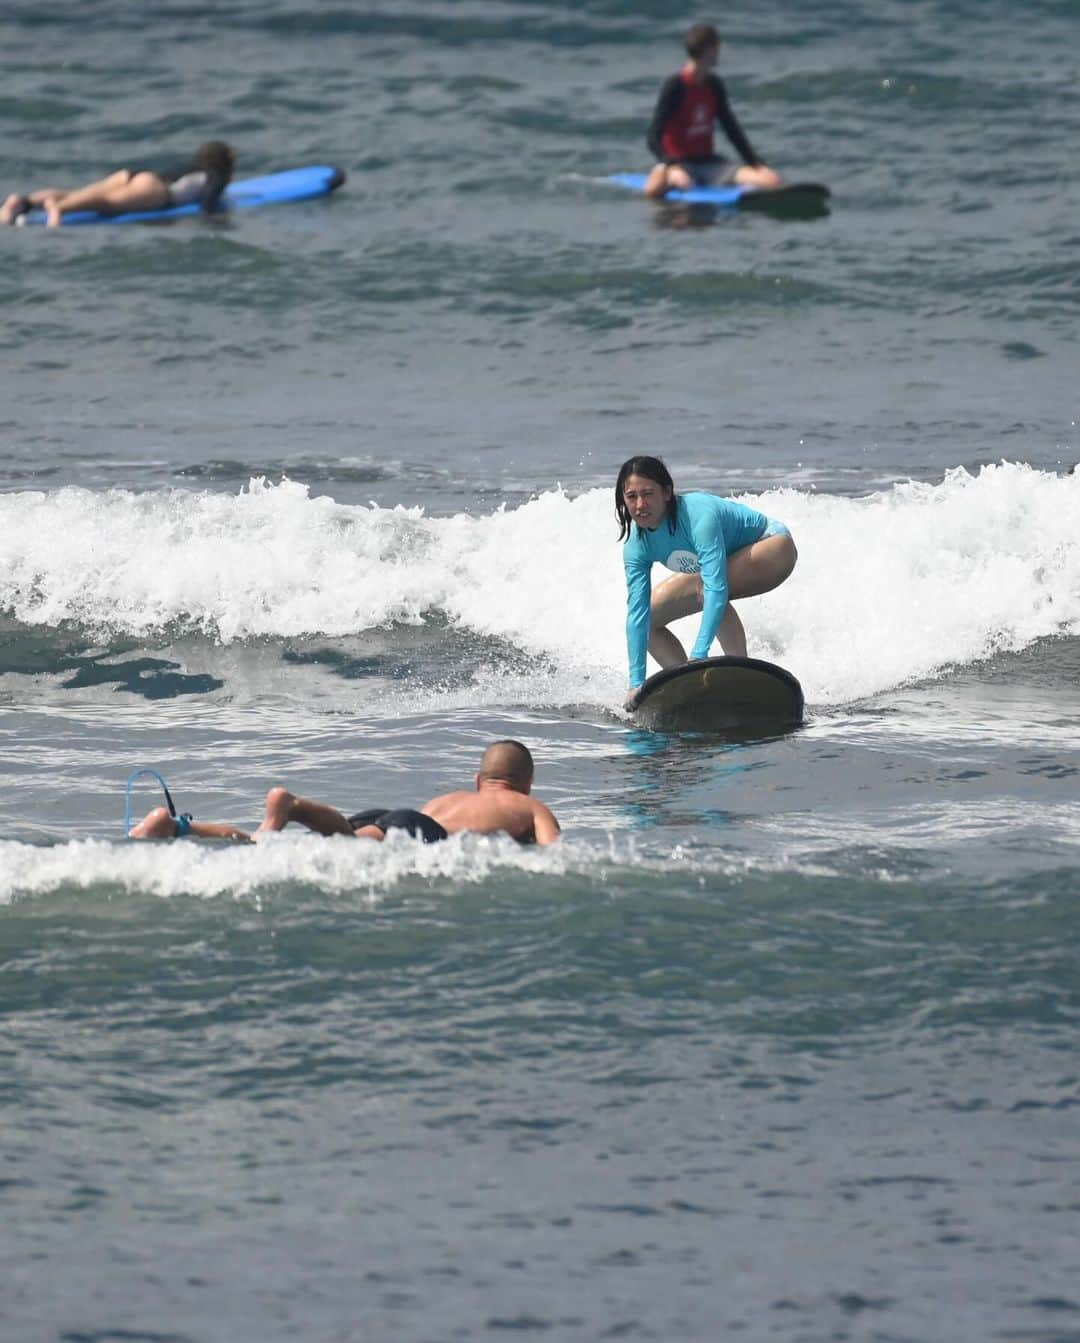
646, 70, 761, 168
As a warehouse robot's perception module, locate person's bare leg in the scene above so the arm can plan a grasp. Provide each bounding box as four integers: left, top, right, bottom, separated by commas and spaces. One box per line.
189, 820, 252, 841
712, 532, 798, 654
128, 807, 251, 841
731, 164, 783, 190
45, 171, 169, 227
648, 572, 704, 667
726, 532, 798, 600
258, 786, 355, 836
352, 824, 386, 841
646, 531, 796, 665
651, 575, 746, 659
129, 806, 175, 839
40, 172, 128, 226
716, 602, 747, 656
0, 194, 29, 225
644, 164, 670, 198
1, 187, 69, 223
649, 625, 687, 665
644, 162, 695, 199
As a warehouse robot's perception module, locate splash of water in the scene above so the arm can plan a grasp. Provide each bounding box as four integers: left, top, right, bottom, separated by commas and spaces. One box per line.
2, 463, 1078, 703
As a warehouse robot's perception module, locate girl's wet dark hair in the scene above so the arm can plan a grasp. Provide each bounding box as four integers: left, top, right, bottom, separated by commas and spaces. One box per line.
196, 141, 236, 183
615, 456, 678, 541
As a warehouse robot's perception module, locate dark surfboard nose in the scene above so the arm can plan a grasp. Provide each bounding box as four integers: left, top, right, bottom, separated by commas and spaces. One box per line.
631, 655, 804, 734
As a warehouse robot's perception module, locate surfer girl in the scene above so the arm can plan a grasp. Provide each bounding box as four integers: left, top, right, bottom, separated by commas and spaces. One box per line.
0, 141, 235, 227
617, 456, 797, 710
643, 22, 781, 199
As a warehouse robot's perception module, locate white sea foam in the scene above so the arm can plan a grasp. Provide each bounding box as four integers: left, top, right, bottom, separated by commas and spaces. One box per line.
2, 463, 1078, 704
0, 831, 719, 905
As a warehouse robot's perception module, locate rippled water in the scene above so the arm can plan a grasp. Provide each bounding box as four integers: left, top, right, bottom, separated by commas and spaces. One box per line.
2, 2, 1079, 1340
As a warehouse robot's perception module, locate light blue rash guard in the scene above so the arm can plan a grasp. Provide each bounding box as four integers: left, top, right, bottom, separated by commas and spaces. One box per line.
623, 491, 769, 688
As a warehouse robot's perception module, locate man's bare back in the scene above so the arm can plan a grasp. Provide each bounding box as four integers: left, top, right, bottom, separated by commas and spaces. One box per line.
423, 780, 559, 846
351, 740, 559, 846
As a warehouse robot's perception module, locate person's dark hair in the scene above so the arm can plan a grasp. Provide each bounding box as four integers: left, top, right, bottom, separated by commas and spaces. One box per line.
615, 456, 678, 542
479, 739, 534, 787
685, 23, 720, 60
196, 141, 236, 183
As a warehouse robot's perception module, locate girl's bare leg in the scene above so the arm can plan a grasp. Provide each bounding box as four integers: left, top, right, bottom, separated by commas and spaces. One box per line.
0, 194, 29, 224
645, 531, 797, 666
726, 531, 798, 601
44, 171, 169, 227
731, 163, 783, 190
644, 162, 696, 199
647, 572, 701, 667
716, 602, 747, 656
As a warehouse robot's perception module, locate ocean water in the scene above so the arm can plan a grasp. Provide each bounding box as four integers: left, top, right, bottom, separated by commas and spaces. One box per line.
2, 2, 1079, 1340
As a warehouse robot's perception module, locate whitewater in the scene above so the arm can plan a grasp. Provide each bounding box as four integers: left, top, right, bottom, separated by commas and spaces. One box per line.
3, 462, 1078, 707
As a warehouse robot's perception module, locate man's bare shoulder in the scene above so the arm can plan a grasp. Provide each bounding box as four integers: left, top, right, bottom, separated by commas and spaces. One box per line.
422, 787, 559, 844
526, 796, 560, 845
422, 789, 472, 810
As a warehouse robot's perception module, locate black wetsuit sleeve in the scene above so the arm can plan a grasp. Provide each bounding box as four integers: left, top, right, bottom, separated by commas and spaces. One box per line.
709, 74, 761, 166
646, 74, 685, 161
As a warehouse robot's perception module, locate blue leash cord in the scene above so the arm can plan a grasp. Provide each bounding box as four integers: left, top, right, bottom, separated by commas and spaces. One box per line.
124, 769, 192, 838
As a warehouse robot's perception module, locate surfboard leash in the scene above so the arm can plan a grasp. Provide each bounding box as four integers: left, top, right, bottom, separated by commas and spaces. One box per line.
124, 768, 193, 838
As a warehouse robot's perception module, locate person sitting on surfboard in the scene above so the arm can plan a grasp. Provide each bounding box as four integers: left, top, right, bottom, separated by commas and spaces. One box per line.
0, 141, 235, 227
643, 23, 781, 199
129, 740, 561, 846
617, 456, 797, 711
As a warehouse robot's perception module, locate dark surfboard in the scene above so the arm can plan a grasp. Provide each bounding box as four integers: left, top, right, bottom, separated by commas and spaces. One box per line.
608, 173, 830, 218
630, 656, 804, 733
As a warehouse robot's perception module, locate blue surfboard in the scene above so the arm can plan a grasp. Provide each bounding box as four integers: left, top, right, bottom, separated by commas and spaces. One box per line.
608, 172, 829, 213
15, 165, 346, 227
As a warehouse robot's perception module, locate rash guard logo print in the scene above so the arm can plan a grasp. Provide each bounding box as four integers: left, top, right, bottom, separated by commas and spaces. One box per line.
666, 550, 700, 574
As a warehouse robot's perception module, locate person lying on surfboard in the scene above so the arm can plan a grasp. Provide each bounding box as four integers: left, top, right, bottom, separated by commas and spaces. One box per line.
617, 456, 797, 712
643, 22, 781, 199
129, 740, 561, 847
0, 140, 235, 227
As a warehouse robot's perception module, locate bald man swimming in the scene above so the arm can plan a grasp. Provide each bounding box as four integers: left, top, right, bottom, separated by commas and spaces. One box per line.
129, 739, 561, 847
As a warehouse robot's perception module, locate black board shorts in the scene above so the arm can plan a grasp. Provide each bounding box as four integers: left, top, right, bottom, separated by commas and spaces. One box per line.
346, 807, 449, 843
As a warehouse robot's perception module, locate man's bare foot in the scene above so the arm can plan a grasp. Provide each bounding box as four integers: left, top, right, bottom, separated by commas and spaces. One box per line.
258, 786, 295, 832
